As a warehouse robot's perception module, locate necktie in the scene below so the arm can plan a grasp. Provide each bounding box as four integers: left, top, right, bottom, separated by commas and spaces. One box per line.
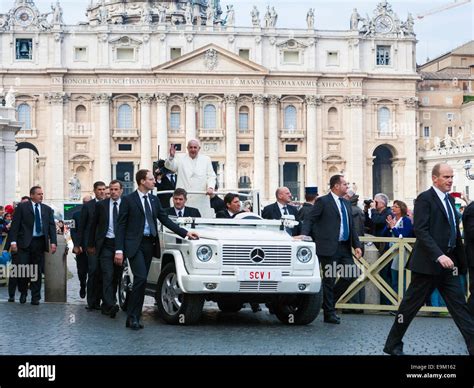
178, 210, 183, 217
34, 203, 42, 234
170, 174, 176, 187
113, 201, 118, 234
339, 198, 349, 241
444, 194, 457, 248
143, 195, 157, 237
282, 206, 289, 215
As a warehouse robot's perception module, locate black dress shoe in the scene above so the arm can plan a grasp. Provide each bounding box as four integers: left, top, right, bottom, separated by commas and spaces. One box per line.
323, 314, 341, 324
31, 300, 40, 306
103, 305, 120, 318
8, 297, 14, 302
79, 286, 86, 299
19, 294, 27, 304
383, 345, 405, 356
126, 317, 140, 330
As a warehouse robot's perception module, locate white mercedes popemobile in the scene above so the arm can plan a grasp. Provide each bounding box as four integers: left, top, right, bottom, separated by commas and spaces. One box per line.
119, 191, 322, 325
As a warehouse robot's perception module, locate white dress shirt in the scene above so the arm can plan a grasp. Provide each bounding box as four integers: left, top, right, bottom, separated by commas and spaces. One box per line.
106, 198, 121, 239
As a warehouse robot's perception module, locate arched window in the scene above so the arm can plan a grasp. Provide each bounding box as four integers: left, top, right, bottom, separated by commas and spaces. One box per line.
378, 107, 391, 134
204, 104, 216, 129
170, 105, 181, 130
238, 176, 251, 189
17, 103, 31, 130
75, 105, 87, 123
284, 105, 297, 130
118, 103, 133, 129
239, 106, 249, 131
328, 107, 338, 131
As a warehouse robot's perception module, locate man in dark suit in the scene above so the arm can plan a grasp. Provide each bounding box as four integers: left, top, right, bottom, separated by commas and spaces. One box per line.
301, 175, 362, 324
115, 170, 200, 330
384, 163, 474, 355
462, 200, 474, 315
262, 187, 299, 235
70, 195, 92, 299
155, 159, 177, 209
88, 180, 124, 318
296, 186, 318, 233
9, 186, 57, 305
216, 193, 241, 219
165, 188, 201, 218
73, 181, 106, 310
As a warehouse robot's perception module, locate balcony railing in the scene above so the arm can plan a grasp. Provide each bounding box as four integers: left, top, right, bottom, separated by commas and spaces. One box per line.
198, 128, 224, 140
168, 128, 185, 136
280, 129, 305, 141
112, 128, 139, 140
323, 130, 344, 138
15, 128, 38, 138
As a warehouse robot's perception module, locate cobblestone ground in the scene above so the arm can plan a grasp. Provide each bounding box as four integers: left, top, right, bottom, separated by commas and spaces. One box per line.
0, 253, 469, 355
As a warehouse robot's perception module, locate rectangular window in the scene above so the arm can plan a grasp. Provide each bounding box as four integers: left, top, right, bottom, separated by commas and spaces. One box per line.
423, 112, 431, 120
74, 47, 88, 61
447, 126, 453, 136
376, 45, 391, 66
327, 51, 339, 66
238, 49, 250, 60
447, 113, 454, 121
116, 48, 134, 61
422, 97, 430, 105
118, 144, 132, 151
174, 144, 182, 152
239, 144, 250, 152
239, 112, 249, 131
16, 39, 33, 60
170, 47, 182, 60
285, 144, 298, 152
423, 126, 430, 137
283, 50, 300, 64
170, 112, 180, 130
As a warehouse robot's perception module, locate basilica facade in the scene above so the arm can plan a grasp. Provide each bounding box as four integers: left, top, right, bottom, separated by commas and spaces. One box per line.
0, 0, 419, 205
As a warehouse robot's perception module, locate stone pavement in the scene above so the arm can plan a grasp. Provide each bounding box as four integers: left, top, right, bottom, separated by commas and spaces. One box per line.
0, 252, 470, 355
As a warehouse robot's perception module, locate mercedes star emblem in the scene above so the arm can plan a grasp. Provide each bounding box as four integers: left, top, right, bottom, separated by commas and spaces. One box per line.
250, 248, 265, 263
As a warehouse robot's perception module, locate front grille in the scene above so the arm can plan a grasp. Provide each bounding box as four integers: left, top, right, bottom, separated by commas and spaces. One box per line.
239, 281, 279, 292
222, 245, 292, 266
221, 270, 235, 276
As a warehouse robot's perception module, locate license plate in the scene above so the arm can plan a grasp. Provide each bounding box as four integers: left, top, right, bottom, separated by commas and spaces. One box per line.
238, 269, 282, 281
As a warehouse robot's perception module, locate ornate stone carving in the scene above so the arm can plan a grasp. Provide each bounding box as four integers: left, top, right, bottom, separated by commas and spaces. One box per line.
343, 95, 367, 107
92, 93, 111, 105
204, 48, 218, 71
44, 92, 68, 105
267, 95, 280, 106
250, 6, 260, 28
184, 93, 198, 104
252, 94, 266, 105
139, 94, 154, 105
307, 8, 315, 29
404, 96, 419, 109
155, 93, 169, 105
305, 95, 323, 106
224, 94, 238, 105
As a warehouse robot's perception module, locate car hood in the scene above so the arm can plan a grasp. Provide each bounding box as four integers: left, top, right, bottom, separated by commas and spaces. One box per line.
195, 226, 294, 242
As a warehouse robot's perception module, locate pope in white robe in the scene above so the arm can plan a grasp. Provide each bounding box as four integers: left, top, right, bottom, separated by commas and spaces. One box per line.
165, 140, 216, 218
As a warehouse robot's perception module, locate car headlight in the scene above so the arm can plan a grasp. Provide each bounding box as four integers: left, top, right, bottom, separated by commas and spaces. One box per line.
297, 247, 312, 263
196, 245, 213, 262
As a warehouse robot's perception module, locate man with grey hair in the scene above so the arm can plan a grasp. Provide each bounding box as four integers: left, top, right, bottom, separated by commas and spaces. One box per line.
166, 139, 216, 218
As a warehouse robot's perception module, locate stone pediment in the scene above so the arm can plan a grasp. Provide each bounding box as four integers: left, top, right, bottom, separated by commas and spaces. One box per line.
154, 44, 269, 75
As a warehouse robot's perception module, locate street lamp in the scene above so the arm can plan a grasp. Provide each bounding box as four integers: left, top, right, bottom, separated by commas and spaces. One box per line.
464, 159, 474, 180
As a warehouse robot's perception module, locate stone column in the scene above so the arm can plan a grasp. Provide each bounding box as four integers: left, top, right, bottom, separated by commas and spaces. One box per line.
224, 94, 238, 190
252, 94, 265, 199
404, 97, 418, 202
53, 32, 63, 68
184, 93, 198, 144
139, 94, 153, 170
218, 162, 224, 191
279, 162, 285, 187
45, 92, 68, 205
93, 93, 111, 183
156, 93, 169, 159
305, 95, 320, 186
268, 95, 280, 197
0, 107, 21, 205
344, 95, 367, 197
299, 162, 305, 201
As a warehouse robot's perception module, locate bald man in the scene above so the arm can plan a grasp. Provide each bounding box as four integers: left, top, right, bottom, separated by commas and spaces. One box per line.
165, 140, 216, 218
262, 187, 298, 235
384, 163, 474, 355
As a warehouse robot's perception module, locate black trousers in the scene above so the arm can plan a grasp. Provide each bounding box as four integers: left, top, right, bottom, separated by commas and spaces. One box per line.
75, 251, 88, 289
127, 237, 154, 320
385, 270, 474, 355
17, 237, 45, 302
86, 252, 103, 308
8, 252, 19, 298
99, 239, 123, 310
468, 267, 474, 316
319, 242, 359, 316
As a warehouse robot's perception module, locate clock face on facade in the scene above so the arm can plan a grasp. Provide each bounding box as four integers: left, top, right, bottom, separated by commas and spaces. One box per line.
375, 15, 393, 33
15, 7, 34, 27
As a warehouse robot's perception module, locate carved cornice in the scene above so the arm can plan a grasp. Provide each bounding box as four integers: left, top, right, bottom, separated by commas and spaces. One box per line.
404, 97, 419, 109
267, 95, 280, 106
305, 95, 323, 106
139, 93, 154, 105
155, 93, 169, 105
252, 94, 266, 105
44, 92, 69, 105
344, 95, 367, 107
224, 94, 238, 105
184, 93, 198, 104
92, 93, 111, 105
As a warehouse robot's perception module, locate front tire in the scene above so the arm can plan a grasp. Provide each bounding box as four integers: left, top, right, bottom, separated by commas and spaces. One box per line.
118, 258, 132, 312
274, 292, 322, 325
156, 262, 204, 325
